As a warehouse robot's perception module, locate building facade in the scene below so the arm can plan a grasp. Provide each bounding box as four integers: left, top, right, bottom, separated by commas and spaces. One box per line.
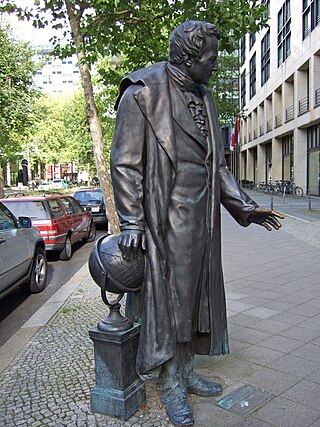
240, 0, 320, 195
33, 45, 80, 94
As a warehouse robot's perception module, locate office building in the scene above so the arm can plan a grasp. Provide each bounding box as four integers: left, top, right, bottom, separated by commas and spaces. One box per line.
239, 0, 320, 195
33, 45, 80, 93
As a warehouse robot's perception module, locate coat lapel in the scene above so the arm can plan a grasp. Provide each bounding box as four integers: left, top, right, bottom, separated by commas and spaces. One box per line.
134, 81, 178, 171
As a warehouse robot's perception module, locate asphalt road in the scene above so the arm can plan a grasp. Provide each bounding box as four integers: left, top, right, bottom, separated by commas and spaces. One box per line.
0, 228, 106, 348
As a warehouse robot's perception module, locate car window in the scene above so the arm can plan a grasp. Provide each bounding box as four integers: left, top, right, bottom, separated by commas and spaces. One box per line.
74, 190, 103, 202
47, 199, 65, 218
2, 200, 49, 220
0, 204, 16, 230
68, 197, 84, 214
60, 197, 75, 215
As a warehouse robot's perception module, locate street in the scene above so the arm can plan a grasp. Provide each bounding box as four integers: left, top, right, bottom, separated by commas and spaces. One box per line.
0, 228, 106, 348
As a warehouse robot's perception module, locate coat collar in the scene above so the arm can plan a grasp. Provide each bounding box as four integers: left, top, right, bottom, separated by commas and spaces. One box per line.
118, 62, 218, 165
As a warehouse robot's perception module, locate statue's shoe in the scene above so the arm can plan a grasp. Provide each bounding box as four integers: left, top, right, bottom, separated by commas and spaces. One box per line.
187, 371, 222, 397
165, 397, 194, 426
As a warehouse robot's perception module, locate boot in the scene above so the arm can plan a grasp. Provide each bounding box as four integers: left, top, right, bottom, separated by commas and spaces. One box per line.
159, 343, 194, 426
187, 370, 222, 397
184, 342, 223, 397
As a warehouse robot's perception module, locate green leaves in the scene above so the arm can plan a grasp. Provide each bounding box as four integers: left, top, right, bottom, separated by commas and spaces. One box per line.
0, 23, 41, 160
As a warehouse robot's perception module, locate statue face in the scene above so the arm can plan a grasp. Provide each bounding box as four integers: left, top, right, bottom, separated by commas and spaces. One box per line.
185, 36, 218, 85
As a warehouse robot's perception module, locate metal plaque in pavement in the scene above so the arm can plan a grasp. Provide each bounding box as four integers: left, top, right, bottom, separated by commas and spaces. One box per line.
216, 385, 274, 416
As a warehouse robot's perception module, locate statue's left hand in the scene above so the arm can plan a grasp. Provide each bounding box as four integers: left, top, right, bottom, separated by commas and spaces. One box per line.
248, 208, 284, 231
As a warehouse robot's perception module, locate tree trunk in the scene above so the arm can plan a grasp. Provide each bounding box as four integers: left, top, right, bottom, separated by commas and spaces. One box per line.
0, 165, 4, 198
65, 0, 119, 234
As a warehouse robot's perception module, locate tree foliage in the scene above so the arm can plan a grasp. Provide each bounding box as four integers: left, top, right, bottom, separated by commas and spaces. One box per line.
0, 0, 266, 222
1, 0, 267, 116
0, 22, 40, 159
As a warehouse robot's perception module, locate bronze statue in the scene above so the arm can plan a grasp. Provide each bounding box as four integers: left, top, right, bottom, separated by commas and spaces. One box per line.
110, 20, 283, 427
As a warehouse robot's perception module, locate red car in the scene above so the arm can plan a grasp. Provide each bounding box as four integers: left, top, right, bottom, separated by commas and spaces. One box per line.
1, 195, 96, 260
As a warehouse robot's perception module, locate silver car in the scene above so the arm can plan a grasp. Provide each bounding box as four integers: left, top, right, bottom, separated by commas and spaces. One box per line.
0, 201, 48, 300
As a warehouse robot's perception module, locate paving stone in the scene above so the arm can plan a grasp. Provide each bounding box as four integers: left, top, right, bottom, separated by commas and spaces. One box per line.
256, 334, 304, 353
253, 397, 320, 427
2, 210, 320, 426
267, 354, 319, 378
236, 345, 284, 366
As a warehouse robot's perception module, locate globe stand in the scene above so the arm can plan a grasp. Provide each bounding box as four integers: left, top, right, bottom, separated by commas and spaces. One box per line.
97, 279, 133, 332
89, 271, 145, 420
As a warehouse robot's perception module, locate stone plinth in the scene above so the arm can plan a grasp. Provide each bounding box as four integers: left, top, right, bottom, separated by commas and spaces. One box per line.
89, 324, 146, 420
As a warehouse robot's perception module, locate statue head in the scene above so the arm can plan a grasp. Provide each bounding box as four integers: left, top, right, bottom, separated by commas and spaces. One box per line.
169, 20, 220, 85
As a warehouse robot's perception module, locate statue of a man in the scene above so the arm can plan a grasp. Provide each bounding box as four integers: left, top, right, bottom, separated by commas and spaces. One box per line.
110, 20, 283, 427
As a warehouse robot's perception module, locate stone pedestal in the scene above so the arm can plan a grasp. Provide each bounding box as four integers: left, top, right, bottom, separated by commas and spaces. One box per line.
89, 324, 146, 420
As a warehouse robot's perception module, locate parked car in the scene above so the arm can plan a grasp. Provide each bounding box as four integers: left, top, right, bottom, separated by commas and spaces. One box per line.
51, 178, 68, 190
0, 195, 96, 261
38, 181, 54, 191
72, 188, 108, 228
0, 201, 48, 300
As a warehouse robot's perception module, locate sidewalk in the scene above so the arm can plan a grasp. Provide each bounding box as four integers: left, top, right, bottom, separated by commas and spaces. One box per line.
1, 191, 320, 426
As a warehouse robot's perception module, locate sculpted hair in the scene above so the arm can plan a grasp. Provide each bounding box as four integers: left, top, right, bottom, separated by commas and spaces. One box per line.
169, 20, 220, 65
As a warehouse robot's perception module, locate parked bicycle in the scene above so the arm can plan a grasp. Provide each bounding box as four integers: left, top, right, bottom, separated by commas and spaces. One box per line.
255, 180, 303, 197
283, 180, 303, 197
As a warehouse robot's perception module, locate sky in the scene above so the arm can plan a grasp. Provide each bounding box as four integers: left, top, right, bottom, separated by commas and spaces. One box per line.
8, 14, 57, 45
5, 0, 63, 45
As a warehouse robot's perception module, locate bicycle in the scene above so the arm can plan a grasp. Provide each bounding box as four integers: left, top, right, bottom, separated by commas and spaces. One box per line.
283, 180, 303, 197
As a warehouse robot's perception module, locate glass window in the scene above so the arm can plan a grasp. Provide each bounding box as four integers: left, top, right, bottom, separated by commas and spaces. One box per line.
60, 198, 75, 215
0, 204, 16, 230
241, 71, 246, 108
68, 197, 84, 214
47, 199, 65, 218
278, 0, 291, 66
240, 36, 246, 64
302, 0, 320, 39
249, 53, 256, 99
249, 33, 256, 50
1, 201, 49, 220
261, 30, 270, 86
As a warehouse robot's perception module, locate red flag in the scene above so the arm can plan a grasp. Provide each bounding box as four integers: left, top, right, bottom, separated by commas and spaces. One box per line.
230, 133, 235, 151
231, 115, 240, 149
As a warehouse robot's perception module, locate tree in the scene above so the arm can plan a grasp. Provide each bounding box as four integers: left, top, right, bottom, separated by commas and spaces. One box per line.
0, 22, 40, 196
0, 0, 267, 227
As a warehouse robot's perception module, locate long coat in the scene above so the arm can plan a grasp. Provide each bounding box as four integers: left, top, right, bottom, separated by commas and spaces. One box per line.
110, 62, 257, 374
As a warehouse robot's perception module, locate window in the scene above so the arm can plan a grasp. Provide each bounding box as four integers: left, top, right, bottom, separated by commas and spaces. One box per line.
307, 124, 320, 149
249, 54, 256, 99
60, 198, 75, 215
240, 36, 246, 65
263, 0, 270, 19
68, 197, 84, 214
47, 199, 64, 218
303, 0, 320, 39
3, 201, 49, 220
240, 71, 246, 108
261, 30, 270, 86
249, 33, 256, 50
0, 204, 16, 230
278, 0, 291, 66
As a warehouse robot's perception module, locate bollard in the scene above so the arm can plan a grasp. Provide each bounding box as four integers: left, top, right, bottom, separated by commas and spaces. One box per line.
308, 189, 311, 210
270, 187, 274, 211
282, 184, 286, 203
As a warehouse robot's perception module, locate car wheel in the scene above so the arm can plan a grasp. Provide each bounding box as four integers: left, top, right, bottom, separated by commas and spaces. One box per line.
21, 247, 48, 294
60, 235, 72, 261
84, 222, 96, 243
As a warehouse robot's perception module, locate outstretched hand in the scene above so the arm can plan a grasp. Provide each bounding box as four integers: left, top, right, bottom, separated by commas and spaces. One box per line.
248, 208, 284, 231
118, 230, 146, 261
